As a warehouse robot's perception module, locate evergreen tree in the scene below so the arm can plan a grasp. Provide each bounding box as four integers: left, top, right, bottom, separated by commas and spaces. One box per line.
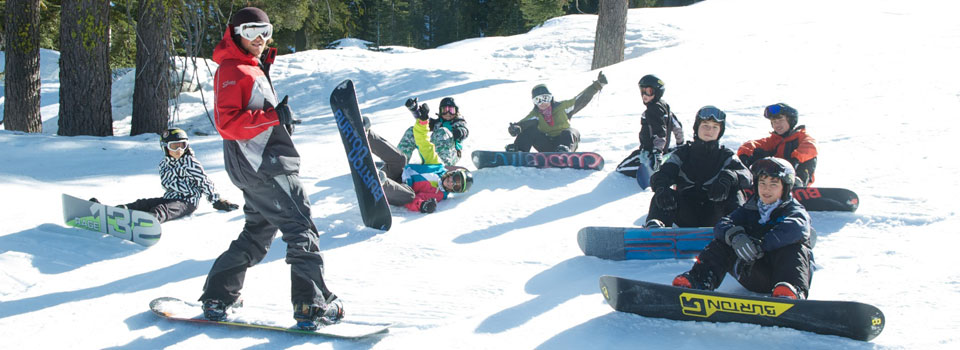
3, 0, 43, 133
57, 0, 112, 136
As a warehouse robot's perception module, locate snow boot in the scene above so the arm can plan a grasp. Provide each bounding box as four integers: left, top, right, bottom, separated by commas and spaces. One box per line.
505, 144, 518, 152
672, 270, 715, 291
294, 295, 344, 330
772, 282, 805, 300
201, 298, 242, 321
555, 145, 571, 152
645, 219, 665, 228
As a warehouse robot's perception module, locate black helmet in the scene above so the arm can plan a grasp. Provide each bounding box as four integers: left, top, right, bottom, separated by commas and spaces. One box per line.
439, 97, 458, 114
693, 105, 727, 140
764, 103, 799, 130
160, 128, 189, 153
445, 168, 473, 193
750, 157, 796, 201
638, 74, 665, 100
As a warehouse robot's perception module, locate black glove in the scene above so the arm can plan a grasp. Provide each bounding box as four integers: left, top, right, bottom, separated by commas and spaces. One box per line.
508, 122, 522, 137
726, 226, 763, 262
405, 98, 419, 111
269, 96, 296, 135
213, 199, 239, 211
707, 170, 736, 202
596, 71, 608, 87
429, 117, 442, 131
738, 154, 752, 166
417, 103, 430, 121
653, 188, 678, 211
419, 198, 437, 213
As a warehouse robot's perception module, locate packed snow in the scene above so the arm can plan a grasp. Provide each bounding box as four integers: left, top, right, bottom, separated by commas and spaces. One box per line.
2, 0, 959, 348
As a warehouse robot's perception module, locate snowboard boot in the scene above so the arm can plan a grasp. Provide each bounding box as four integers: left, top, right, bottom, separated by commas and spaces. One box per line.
505, 144, 518, 152
201, 298, 242, 321
555, 145, 571, 152
772, 282, 805, 300
672, 270, 714, 291
645, 219, 665, 229
293, 295, 344, 330
88, 197, 100, 203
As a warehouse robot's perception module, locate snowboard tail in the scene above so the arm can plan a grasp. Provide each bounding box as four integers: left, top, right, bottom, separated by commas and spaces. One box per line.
599, 276, 884, 341
149, 297, 390, 339
578, 226, 713, 260
62, 194, 161, 246
744, 187, 859, 212
331, 79, 392, 230
471, 150, 604, 170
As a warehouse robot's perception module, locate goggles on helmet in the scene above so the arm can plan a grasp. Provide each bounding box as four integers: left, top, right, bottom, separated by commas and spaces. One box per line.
234, 22, 273, 41
165, 141, 188, 151
696, 106, 726, 123
764, 103, 795, 119
532, 94, 552, 105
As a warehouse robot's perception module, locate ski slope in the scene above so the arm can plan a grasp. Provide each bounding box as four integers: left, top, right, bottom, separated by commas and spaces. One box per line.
2, 0, 959, 348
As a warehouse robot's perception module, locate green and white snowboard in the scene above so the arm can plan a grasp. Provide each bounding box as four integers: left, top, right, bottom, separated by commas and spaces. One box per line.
61, 193, 161, 247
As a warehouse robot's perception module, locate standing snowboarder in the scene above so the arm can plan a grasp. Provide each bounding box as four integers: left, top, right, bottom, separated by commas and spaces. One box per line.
504, 71, 607, 152
645, 106, 752, 229
616, 74, 684, 178
396, 97, 469, 166
673, 157, 814, 300
198, 7, 342, 330
89, 128, 239, 222
737, 103, 818, 186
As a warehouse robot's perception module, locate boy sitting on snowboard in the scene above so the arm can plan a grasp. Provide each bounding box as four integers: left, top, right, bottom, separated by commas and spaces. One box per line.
616, 74, 684, 178
504, 71, 607, 153
397, 97, 469, 166
365, 101, 473, 214
737, 103, 818, 186
645, 106, 751, 229
673, 157, 814, 300
90, 128, 239, 223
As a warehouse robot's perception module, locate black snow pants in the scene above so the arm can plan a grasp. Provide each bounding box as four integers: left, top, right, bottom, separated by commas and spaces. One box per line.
512, 119, 580, 152
646, 194, 741, 228
367, 129, 416, 206
688, 239, 813, 298
123, 197, 196, 223
199, 173, 334, 306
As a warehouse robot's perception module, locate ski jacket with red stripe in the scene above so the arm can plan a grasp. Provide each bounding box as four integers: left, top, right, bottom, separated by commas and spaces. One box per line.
212, 26, 300, 189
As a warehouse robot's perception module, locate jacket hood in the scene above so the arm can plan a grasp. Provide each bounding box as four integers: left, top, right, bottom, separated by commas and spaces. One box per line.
212, 26, 258, 66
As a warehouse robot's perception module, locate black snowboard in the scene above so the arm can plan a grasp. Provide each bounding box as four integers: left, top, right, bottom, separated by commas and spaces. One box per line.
599, 275, 884, 341
331, 79, 392, 230
744, 187, 859, 212
471, 150, 604, 170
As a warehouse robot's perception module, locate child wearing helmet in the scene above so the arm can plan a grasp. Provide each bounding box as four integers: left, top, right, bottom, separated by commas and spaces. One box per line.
672, 157, 815, 300
367, 105, 473, 214
397, 96, 469, 165
644, 106, 752, 229
91, 128, 239, 222
504, 71, 607, 153
737, 103, 818, 186
616, 74, 684, 178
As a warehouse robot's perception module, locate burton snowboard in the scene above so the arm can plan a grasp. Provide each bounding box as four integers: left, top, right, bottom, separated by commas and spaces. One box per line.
599, 276, 884, 341
471, 150, 604, 170
149, 297, 390, 339
744, 187, 859, 212
61, 194, 161, 247
578, 226, 712, 260
331, 79, 392, 230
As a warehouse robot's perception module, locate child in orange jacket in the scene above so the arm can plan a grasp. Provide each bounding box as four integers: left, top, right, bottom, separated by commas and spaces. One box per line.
737, 103, 818, 186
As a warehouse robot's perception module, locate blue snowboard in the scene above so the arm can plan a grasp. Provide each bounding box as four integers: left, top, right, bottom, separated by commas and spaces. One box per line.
577, 226, 713, 260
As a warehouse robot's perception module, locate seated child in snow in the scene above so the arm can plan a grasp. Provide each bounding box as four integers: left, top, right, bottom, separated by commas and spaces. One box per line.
616, 74, 684, 178
90, 128, 238, 222
504, 71, 607, 153
365, 103, 474, 214
737, 103, 818, 186
397, 97, 469, 166
645, 106, 751, 229
672, 157, 814, 300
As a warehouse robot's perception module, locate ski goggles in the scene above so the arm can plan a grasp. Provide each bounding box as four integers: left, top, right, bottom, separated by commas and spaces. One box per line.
696, 106, 726, 122
763, 103, 795, 119
165, 141, 188, 151
442, 106, 457, 115
532, 94, 553, 105
234, 22, 273, 41
640, 87, 656, 97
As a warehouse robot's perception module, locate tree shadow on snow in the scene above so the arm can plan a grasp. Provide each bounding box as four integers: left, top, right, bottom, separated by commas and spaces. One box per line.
453, 172, 635, 244
0, 224, 145, 275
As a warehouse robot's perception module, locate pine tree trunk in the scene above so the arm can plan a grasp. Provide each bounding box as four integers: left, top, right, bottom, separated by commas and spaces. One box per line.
131, 0, 171, 136
3, 0, 43, 133
591, 0, 628, 70
57, 0, 113, 136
